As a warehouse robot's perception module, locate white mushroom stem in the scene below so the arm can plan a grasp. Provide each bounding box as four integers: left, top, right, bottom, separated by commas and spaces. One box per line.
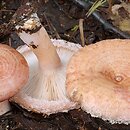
20, 27, 61, 70
15, 13, 72, 101
0, 100, 11, 115
18, 28, 66, 100
17, 13, 61, 70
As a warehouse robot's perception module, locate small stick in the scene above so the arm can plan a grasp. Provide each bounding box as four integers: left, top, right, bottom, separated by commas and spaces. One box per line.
0, 9, 15, 12
8, 37, 12, 47
79, 19, 85, 47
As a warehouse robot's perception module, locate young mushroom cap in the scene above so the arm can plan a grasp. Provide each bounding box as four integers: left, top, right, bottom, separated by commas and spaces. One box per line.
0, 44, 29, 101
11, 39, 81, 114
66, 39, 130, 124
0, 44, 29, 115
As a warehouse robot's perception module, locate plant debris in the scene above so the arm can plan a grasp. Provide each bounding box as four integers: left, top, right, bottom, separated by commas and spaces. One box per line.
111, 2, 130, 33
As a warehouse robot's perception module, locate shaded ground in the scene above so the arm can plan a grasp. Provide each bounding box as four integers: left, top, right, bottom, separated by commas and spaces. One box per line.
0, 0, 128, 130
0, 0, 121, 47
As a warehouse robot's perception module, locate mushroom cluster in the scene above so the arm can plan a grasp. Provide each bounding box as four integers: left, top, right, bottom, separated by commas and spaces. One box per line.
0, 44, 29, 115
66, 39, 130, 124
11, 13, 81, 114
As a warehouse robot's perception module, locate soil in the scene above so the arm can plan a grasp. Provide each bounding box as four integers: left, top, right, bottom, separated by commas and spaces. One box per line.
0, 0, 129, 130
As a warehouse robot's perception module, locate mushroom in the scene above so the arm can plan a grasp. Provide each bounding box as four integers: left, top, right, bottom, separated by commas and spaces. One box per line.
0, 44, 29, 115
66, 39, 130, 124
11, 13, 81, 114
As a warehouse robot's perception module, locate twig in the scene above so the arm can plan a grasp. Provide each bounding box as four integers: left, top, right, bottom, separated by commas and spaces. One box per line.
72, 0, 130, 39
0, 9, 15, 12
8, 37, 12, 47
79, 19, 85, 47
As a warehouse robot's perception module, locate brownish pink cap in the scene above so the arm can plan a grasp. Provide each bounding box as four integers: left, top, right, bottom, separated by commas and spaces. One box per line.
0, 44, 29, 102
66, 39, 130, 124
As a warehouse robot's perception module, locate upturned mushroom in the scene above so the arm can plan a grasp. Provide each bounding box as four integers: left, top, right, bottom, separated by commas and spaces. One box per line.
0, 44, 29, 115
66, 39, 130, 125
11, 13, 81, 114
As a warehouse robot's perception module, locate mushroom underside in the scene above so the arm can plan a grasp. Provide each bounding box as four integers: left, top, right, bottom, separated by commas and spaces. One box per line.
11, 39, 81, 114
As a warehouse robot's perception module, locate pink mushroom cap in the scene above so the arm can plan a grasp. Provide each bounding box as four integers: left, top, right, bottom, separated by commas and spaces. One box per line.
0, 44, 29, 102
66, 39, 130, 124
